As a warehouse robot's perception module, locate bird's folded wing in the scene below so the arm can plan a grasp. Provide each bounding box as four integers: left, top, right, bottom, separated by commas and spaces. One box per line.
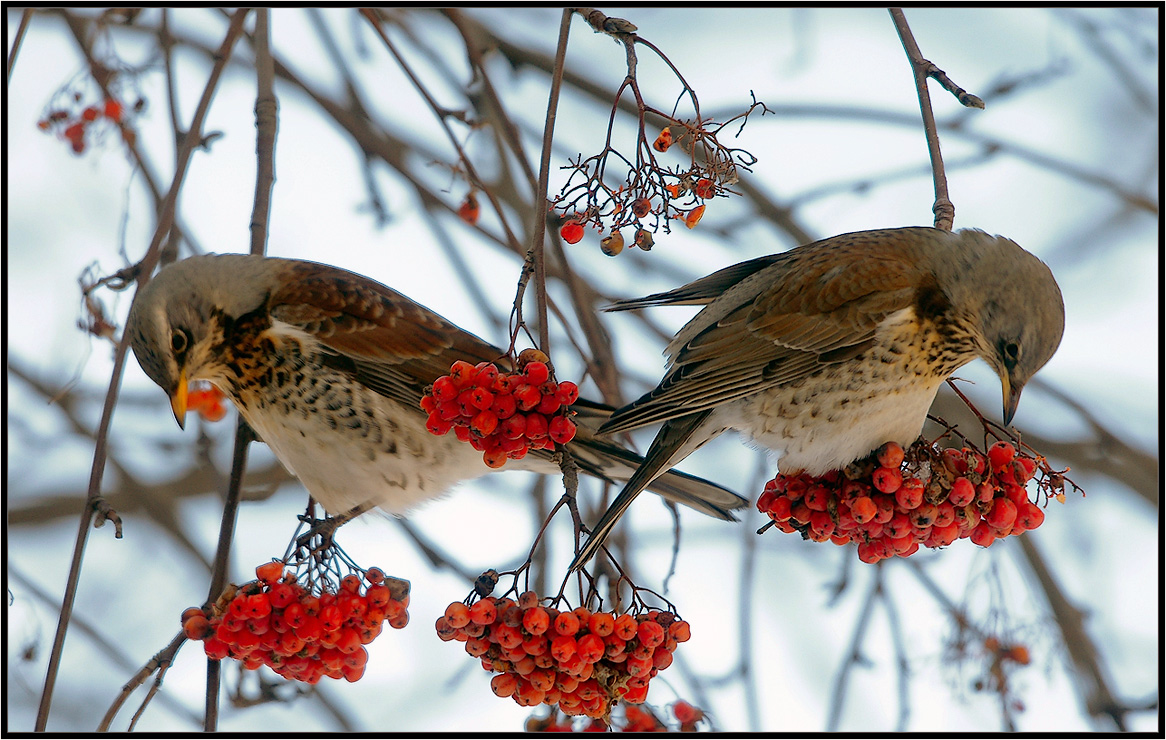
267, 261, 504, 407
601, 232, 929, 434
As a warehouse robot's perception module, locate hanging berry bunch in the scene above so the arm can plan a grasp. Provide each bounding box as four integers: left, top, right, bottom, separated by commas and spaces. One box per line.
552, 108, 762, 255
36, 65, 145, 155
435, 581, 690, 723
180, 516, 410, 684
421, 349, 579, 468
756, 437, 1071, 564
548, 10, 769, 255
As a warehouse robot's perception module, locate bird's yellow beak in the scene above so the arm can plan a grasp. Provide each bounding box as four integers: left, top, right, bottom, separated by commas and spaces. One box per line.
171, 370, 188, 430
1001, 374, 1022, 426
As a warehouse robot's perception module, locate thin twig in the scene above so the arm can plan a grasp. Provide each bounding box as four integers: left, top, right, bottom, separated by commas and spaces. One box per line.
825, 567, 882, 731
97, 632, 188, 731
527, 8, 573, 359
889, 8, 983, 231
1015, 535, 1133, 730
250, 7, 278, 255
203, 417, 255, 732
358, 10, 523, 253
6, 8, 34, 84
878, 583, 912, 731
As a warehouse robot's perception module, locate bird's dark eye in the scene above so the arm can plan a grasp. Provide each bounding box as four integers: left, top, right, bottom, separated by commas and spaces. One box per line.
171, 329, 189, 354
1003, 341, 1020, 363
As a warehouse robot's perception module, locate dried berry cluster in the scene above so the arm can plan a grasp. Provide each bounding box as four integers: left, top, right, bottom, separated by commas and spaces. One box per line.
37, 96, 129, 154
556, 145, 713, 257
180, 562, 409, 684
421, 354, 579, 468
435, 591, 690, 720
553, 107, 763, 257
527, 699, 705, 732
757, 440, 1048, 563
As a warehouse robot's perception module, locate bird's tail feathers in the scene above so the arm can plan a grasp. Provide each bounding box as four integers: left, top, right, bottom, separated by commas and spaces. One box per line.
603, 255, 783, 312
569, 411, 720, 572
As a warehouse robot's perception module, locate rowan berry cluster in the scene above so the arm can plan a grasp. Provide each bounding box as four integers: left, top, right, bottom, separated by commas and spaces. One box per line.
180, 562, 409, 684
527, 699, 705, 732
757, 440, 1050, 563
187, 384, 228, 422
37, 96, 129, 154
435, 590, 690, 721
421, 354, 579, 468
554, 157, 715, 256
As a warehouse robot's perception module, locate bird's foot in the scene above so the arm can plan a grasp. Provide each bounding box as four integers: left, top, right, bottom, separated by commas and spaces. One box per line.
293, 503, 369, 554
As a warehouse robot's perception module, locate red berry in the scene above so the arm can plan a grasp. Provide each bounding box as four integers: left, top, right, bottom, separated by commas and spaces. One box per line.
524, 361, 550, 385
636, 620, 665, 649
653, 128, 673, 152
319, 604, 343, 631
949, 476, 976, 507
809, 510, 835, 538
470, 410, 498, 437
523, 607, 550, 635
491, 672, 517, 697
910, 503, 938, 528
631, 197, 652, 218
469, 387, 494, 410
449, 360, 477, 386
584, 612, 612, 637
694, 178, 715, 199
673, 700, 702, 725
554, 611, 580, 636
524, 413, 549, 439
550, 634, 577, 662
103, 98, 124, 121
683, 204, 706, 229
444, 602, 470, 629
987, 498, 1018, 530
1013, 456, 1038, 482
894, 477, 924, 509
1016, 501, 1045, 530
803, 484, 829, 511
469, 599, 498, 625
970, 521, 996, 547
457, 192, 480, 225
560, 220, 585, 244
876, 441, 905, 469
536, 393, 561, 415
613, 614, 637, 640
851, 496, 877, 524
81, 106, 99, 122
432, 376, 457, 400
548, 416, 576, 445
883, 512, 911, 539
490, 392, 517, 420
555, 381, 579, 406
988, 441, 1016, 471
183, 614, 212, 640
872, 466, 903, 493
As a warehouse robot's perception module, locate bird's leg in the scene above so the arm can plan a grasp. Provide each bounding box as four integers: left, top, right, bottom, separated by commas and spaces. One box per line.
294, 502, 372, 555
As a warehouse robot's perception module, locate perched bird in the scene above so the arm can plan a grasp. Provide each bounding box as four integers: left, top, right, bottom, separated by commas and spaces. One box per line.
571, 227, 1065, 569
124, 254, 746, 520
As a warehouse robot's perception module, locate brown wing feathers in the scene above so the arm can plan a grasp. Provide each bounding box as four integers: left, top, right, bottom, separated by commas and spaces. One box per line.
600, 230, 932, 435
